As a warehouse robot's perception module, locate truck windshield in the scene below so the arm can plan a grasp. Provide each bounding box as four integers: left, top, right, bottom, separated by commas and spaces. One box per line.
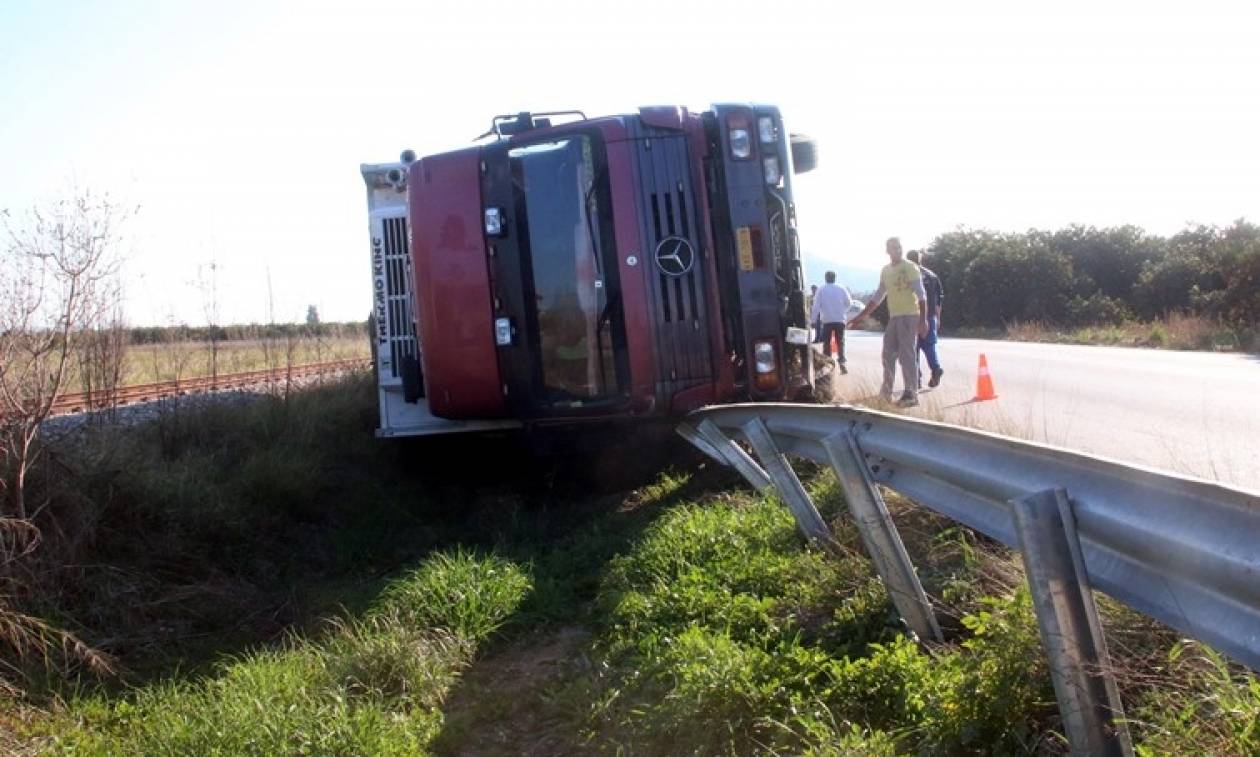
509, 136, 621, 402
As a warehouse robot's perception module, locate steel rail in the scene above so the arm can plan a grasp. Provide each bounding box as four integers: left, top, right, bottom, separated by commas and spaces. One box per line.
681, 402, 1260, 754
49, 358, 370, 416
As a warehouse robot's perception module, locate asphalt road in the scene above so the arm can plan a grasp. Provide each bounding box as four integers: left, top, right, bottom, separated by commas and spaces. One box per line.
836, 331, 1260, 492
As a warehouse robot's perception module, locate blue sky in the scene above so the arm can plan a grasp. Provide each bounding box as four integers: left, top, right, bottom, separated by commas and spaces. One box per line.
3, 0, 1258, 325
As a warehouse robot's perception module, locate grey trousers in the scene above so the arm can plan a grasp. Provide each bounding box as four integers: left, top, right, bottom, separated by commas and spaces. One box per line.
882, 315, 919, 398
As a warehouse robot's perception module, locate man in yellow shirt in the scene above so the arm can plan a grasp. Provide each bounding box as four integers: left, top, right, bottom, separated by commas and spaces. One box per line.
848, 237, 929, 406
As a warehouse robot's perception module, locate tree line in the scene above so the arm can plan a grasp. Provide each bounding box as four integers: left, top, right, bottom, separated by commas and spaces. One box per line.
919, 220, 1259, 330
126, 321, 368, 345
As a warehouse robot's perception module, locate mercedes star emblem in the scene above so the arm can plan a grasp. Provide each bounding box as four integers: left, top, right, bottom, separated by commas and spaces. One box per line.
654, 236, 695, 276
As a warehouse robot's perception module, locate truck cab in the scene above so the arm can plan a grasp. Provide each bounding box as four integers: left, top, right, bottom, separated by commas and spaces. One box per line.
361, 104, 816, 437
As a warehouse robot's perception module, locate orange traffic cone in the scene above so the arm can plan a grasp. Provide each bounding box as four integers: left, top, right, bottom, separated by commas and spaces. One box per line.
973, 354, 998, 401
829, 331, 840, 357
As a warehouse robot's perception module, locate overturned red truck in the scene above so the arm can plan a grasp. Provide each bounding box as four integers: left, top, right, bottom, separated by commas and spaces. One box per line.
361, 105, 818, 437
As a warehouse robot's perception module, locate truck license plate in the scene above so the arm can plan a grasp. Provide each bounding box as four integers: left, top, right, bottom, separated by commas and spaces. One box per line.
737, 227, 754, 271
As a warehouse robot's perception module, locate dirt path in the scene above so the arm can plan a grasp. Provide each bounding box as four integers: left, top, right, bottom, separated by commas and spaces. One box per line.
434, 627, 594, 756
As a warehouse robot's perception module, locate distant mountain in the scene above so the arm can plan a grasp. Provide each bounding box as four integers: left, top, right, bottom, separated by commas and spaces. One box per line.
801, 255, 880, 294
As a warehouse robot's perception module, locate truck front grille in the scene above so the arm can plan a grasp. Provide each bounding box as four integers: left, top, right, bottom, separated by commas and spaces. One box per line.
381, 215, 417, 378
650, 190, 700, 323
631, 128, 713, 387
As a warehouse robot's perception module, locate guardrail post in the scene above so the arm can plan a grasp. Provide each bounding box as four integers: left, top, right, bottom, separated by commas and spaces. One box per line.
822, 430, 943, 643
675, 422, 730, 467
1011, 488, 1132, 756
740, 417, 838, 553
693, 419, 774, 493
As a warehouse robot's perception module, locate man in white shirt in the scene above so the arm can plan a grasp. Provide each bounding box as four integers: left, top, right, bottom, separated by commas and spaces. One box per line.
810, 271, 852, 373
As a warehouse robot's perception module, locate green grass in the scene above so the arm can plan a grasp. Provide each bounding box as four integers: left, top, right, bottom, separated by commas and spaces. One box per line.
373, 550, 532, 644
43, 548, 524, 755
6, 371, 1258, 754
571, 487, 1056, 754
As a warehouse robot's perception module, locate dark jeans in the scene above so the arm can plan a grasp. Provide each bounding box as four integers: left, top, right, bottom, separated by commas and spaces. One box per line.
821, 322, 846, 363
917, 315, 941, 373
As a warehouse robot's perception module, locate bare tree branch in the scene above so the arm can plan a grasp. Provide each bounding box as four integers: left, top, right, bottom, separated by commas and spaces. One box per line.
0, 189, 131, 521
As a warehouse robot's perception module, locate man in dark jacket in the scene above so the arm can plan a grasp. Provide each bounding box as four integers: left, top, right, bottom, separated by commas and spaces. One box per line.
907, 250, 944, 387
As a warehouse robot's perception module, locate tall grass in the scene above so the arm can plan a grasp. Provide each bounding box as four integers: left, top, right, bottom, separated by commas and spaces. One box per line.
5, 369, 698, 751
44, 549, 528, 755
566, 472, 1258, 754
5, 370, 1256, 754
1001, 312, 1258, 352
1130, 641, 1260, 755
5, 371, 395, 693
571, 483, 1058, 754
374, 550, 532, 643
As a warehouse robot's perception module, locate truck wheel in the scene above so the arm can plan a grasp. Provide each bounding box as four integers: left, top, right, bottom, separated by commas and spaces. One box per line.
790, 134, 818, 174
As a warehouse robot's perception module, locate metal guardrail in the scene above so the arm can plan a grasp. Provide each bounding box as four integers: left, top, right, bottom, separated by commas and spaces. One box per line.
679, 403, 1260, 755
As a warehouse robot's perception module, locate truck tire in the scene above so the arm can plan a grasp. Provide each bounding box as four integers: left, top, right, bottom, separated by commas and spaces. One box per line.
790, 134, 818, 174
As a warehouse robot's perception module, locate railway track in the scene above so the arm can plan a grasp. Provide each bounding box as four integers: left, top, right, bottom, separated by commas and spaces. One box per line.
50, 358, 370, 416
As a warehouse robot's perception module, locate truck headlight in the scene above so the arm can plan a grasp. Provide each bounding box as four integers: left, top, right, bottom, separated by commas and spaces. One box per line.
753, 339, 780, 391
758, 116, 776, 144
763, 156, 781, 186
730, 112, 745, 158
494, 317, 512, 346
754, 340, 776, 374
485, 207, 504, 236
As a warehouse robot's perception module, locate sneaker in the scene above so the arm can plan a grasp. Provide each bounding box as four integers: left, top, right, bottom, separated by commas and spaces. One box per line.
897, 392, 918, 407
928, 369, 943, 388
839, 364, 848, 375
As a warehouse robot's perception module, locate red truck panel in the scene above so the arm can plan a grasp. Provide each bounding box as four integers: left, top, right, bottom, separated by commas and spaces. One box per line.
603, 132, 656, 413
408, 150, 506, 419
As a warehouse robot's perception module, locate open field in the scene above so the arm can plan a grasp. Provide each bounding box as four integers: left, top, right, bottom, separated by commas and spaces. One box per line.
3, 372, 1257, 754
62, 336, 370, 394
122, 336, 370, 382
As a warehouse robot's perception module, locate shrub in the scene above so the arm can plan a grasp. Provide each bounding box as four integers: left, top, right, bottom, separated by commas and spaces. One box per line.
1065, 292, 1135, 326
918, 591, 1054, 752
819, 636, 932, 730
